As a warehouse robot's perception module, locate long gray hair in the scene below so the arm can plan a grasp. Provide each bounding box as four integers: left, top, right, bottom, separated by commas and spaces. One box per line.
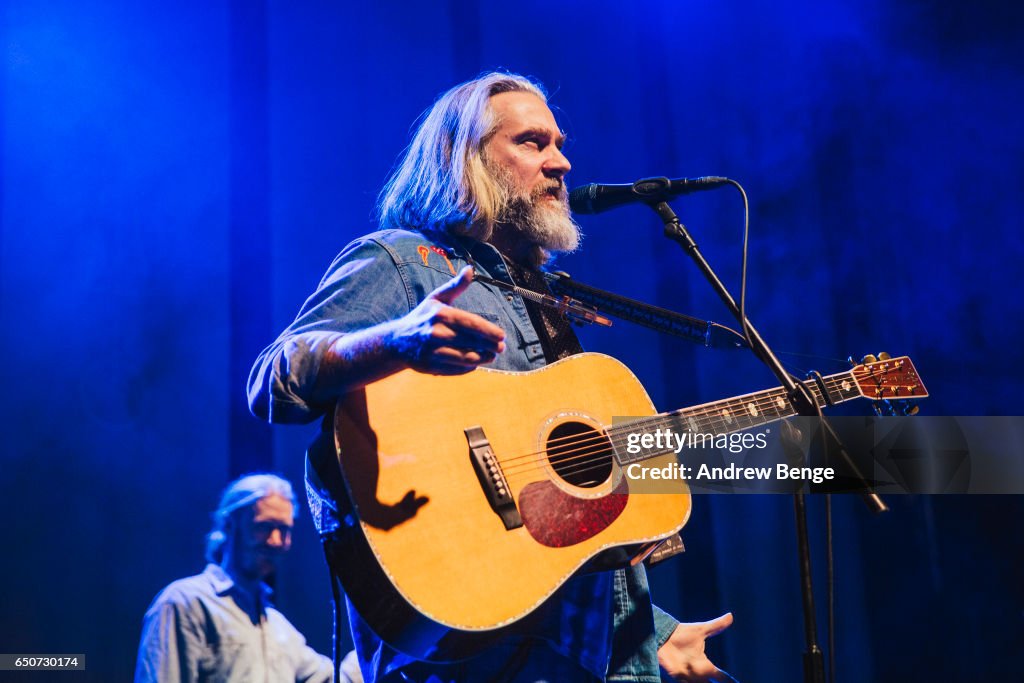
377, 72, 548, 239
204, 473, 297, 564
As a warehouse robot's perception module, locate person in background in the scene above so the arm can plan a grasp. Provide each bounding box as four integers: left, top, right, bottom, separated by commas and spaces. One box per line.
134, 473, 361, 682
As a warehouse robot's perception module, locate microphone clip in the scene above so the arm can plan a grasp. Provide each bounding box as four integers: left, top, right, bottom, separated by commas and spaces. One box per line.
630, 176, 678, 201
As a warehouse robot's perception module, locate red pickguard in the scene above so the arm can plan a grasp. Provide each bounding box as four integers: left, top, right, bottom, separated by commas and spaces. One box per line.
518, 477, 629, 547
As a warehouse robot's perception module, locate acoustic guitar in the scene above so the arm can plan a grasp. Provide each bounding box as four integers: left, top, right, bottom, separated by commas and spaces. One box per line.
317, 352, 926, 660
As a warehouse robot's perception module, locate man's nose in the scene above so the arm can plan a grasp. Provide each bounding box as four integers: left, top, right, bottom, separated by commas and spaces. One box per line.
544, 147, 571, 178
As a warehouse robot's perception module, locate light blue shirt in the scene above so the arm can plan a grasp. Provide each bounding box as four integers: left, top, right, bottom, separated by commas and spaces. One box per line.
134, 564, 334, 683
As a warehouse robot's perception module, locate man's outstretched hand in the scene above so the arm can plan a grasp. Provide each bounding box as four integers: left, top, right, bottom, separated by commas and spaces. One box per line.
390, 266, 506, 373
658, 613, 737, 682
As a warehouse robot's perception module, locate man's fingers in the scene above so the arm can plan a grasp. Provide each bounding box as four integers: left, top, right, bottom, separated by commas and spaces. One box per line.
430, 329, 504, 356
429, 265, 474, 305
430, 346, 497, 367
411, 345, 497, 375
702, 613, 734, 638
435, 307, 505, 348
424, 267, 505, 346
399, 267, 505, 369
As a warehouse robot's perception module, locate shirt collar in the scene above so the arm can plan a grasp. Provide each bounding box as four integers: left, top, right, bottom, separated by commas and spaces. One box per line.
203, 564, 274, 610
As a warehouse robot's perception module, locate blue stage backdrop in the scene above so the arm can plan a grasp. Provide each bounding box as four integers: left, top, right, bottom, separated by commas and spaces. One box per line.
2, 1, 1022, 680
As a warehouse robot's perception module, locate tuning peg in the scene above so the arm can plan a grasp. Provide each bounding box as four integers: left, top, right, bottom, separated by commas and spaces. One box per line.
861, 354, 878, 364
878, 352, 891, 360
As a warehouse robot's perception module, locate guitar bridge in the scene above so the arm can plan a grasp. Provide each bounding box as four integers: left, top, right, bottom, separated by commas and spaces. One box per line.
465, 426, 522, 531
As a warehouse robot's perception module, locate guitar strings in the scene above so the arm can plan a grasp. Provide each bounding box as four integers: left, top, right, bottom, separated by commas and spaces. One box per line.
500, 377, 839, 476
510, 375, 835, 463
500, 371, 852, 469
499, 364, 913, 483
517, 363, 914, 477
498, 364, 912, 484
499, 373, 859, 482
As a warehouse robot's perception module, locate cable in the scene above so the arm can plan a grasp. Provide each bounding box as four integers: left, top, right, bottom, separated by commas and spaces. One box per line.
729, 179, 754, 352
326, 540, 344, 683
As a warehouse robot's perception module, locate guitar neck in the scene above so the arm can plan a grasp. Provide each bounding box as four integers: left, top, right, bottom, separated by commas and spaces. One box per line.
611, 369, 862, 465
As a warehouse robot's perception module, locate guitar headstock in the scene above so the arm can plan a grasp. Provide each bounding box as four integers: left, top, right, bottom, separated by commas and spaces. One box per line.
848, 353, 928, 415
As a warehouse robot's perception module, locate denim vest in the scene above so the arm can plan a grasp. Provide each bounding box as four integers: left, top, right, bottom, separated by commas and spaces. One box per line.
248, 229, 678, 682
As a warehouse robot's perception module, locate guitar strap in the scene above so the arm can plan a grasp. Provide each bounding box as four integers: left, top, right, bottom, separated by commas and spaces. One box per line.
505, 262, 584, 361
543, 270, 748, 350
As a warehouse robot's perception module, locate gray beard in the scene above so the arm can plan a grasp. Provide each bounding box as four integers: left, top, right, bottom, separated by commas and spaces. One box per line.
499, 190, 582, 254
489, 168, 582, 254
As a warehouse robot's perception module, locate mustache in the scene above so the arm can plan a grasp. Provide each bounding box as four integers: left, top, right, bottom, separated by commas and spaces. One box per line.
530, 180, 567, 202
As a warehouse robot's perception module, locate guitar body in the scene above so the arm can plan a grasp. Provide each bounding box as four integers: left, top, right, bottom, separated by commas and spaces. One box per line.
326, 353, 692, 660
321, 349, 927, 660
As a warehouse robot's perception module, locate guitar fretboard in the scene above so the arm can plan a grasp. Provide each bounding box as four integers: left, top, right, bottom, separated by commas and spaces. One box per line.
610, 370, 862, 465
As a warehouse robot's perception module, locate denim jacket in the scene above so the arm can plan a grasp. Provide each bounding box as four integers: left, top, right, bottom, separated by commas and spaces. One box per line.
249, 229, 679, 682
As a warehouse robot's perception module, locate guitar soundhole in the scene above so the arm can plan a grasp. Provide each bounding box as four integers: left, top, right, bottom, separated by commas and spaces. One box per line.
546, 421, 613, 489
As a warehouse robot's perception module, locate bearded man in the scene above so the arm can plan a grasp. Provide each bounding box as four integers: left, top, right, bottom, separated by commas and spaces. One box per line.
248, 72, 733, 683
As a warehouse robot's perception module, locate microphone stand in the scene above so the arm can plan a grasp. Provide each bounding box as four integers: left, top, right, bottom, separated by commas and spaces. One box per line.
646, 199, 886, 683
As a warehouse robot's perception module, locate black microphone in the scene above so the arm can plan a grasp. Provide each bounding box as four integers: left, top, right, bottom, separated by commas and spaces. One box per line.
569, 176, 730, 215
